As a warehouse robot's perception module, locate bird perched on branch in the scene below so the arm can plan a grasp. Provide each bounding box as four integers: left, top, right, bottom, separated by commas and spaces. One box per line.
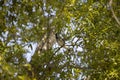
55, 33, 66, 48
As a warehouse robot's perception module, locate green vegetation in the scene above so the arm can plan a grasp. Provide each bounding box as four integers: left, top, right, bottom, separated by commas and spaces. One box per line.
0, 0, 120, 80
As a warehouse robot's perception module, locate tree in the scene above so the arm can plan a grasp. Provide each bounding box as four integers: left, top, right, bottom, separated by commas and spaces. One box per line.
0, 0, 120, 80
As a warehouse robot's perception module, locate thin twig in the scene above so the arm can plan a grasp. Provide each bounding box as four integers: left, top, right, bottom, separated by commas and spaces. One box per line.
109, 0, 120, 26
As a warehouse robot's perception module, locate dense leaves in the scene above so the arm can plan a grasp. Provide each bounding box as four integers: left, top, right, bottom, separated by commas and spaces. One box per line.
0, 0, 120, 80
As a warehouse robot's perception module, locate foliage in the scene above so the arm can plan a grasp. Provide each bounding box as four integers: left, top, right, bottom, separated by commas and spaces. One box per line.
0, 0, 120, 80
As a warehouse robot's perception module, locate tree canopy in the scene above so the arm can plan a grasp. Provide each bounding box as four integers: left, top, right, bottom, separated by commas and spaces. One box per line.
0, 0, 120, 80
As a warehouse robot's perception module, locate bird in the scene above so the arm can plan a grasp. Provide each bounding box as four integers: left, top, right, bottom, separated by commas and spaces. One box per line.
55, 33, 71, 51
55, 33, 65, 47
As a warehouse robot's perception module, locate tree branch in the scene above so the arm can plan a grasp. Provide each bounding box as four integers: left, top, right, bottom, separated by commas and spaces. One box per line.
109, 0, 120, 26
